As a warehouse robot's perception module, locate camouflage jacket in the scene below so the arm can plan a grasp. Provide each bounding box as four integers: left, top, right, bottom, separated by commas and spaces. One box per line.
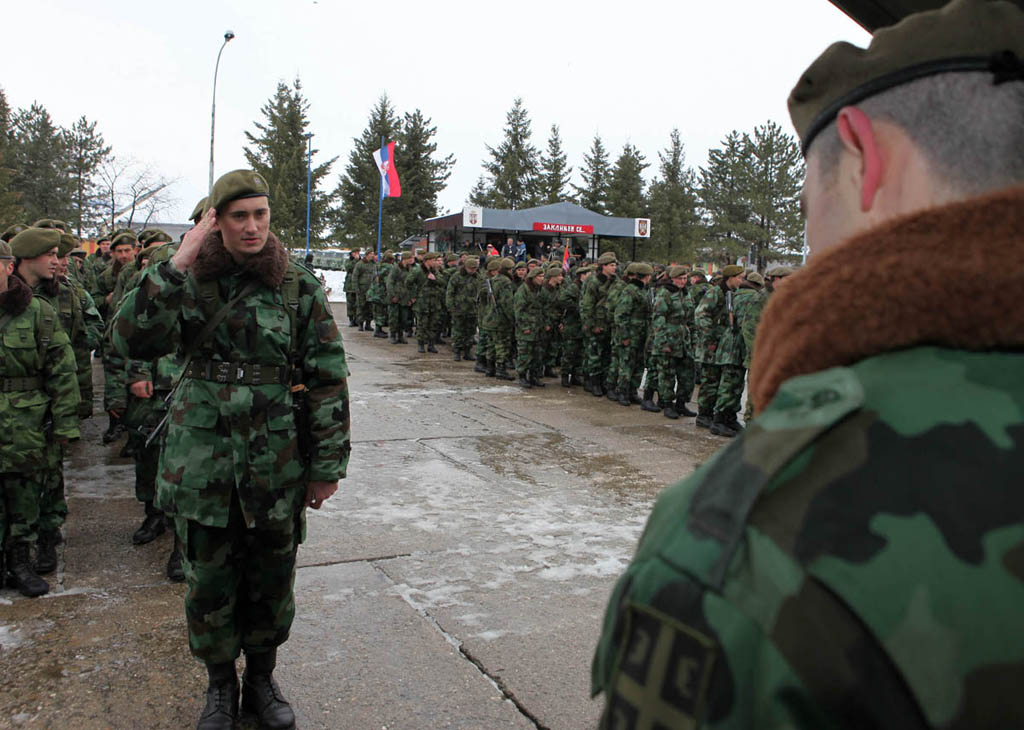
445, 268, 480, 316
353, 259, 375, 294
387, 263, 413, 306
555, 278, 583, 338
694, 284, 728, 363
512, 281, 544, 340
367, 262, 392, 305
714, 286, 759, 367
112, 232, 350, 529
612, 280, 650, 346
0, 277, 80, 472
407, 264, 443, 314
580, 272, 616, 333
343, 257, 359, 293
31, 277, 93, 419
651, 284, 690, 357
740, 288, 769, 368
481, 274, 515, 330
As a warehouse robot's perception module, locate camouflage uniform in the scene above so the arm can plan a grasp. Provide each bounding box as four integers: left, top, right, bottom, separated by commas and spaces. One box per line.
386, 260, 414, 341
482, 271, 515, 372
112, 233, 350, 664
513, 277, 545, 380
611, 278, 650, 399
555, 274, 584, 384
741, 288, 769, 420
367, 257, 392, 333
580, 270, 616, 391
352, 257, 376, 328
651, 282, 693, 407
406, 261, 444, 349
342, 254, 359, 326
712, 286, 758, 426
445, 264, 480, 359
694, 283, 728, 419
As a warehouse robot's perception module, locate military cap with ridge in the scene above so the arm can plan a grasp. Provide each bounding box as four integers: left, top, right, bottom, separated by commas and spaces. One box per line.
722, 264, 745, 277
32, 218, 70, 232
668, 265, 689, 279
626, 262, 654, 276
514, 261, 527, 270
0, 240, 13, 259
789, 0, 1024, 155
58, 233, 77, 257
527, 258, 540, 266
464, 257, 480, 270
10, 228, 61, 259
110, 231, 138, 249
710, 271, 724, 283
690, 270, 708, 280
526, 267, 545, 280
190, 197, 208, 223
69, 248, 87, 258
747, 271, 766, 287
486, 258, 503, 272
138, 229, 173, 246
2, 224, 28, 242
500, 258, 515, 270
766, 265, 796, 278
445, 253, 457, 262
382, 252, 395, 262
208, 169, 271, 212
596, 252, 617, 265
422, 252, 441, 261
96, 233, 111, 244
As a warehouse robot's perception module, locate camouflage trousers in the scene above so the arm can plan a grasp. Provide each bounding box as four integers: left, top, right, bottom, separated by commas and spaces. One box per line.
653, 353, 695, 404
543, 329, 561, 369
37, 467, 67, 533
613, 342, 644, 394
744, 371, 755, 422
128, 434, 159, 504
414, 304, 442, 345
476, 328, 491, 362
484, 326, 514, 366
74, 346, 93, 419
373, 302, 389, 329
584, 330, 612, 384
560, 335, 583, 378
177, 493, 299, 665
345, 292, 358, 323
389, 304, 413, 336
714, 364, 746, 416
451, 313, 477, 353
697, 362, 721, 414
1, 471, 43, 546
515, 334, 542, 377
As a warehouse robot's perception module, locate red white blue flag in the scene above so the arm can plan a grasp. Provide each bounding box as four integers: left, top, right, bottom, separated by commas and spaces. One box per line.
372, 142, 402, 198
562, 245, 570, 271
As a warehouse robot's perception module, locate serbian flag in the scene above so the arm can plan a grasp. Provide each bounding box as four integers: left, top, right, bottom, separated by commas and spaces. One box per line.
562, 245, 570, 271
372, 142, 402, 198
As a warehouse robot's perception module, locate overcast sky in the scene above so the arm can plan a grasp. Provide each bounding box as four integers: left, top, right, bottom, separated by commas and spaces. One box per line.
6, 0, 869, 228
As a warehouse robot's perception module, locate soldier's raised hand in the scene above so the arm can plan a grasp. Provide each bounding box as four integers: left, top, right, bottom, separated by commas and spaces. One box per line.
172, 208, 217, 273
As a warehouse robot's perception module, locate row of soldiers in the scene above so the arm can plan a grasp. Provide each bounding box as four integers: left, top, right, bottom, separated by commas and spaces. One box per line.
0, 214, 199, 597
344, 246, 795, 437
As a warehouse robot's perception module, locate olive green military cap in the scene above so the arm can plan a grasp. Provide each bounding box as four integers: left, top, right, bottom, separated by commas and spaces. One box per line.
747, 271, 766, 287
710, 271, 724, 282
0, 240, 13, 259
626, 262, 654, 276
208, 169, 270, 212
2, 224, 28, 242
545, 264, 564, 275
596, 252, 617, 265
690, 270, 707, 280
766, 265, 796, 278
69, 248, 87, 258
721, 264, 745, 277
464, 257, 480, 270
500, 258, 515, 271
527, 258, 540, 266
445, 253, 457, 262
422, 251, 441, 261
10, 227, 60, 259
789, 0, 1024, 155
382, 251, 395, 262
58, 232, 77, 257
576, 264, 594, 275
32, 218, 70, 232
513, 261, 527, 271
110, 231, 138, 249
138, 228, 173, 247
190, 197, 208, 223
486, 257, 503, 272
668, 265, 689, 279
95, 233, 111, 244
526, 267, 545, 280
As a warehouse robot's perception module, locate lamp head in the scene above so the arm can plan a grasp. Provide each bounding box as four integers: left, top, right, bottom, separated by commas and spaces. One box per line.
224, 30, 235, 41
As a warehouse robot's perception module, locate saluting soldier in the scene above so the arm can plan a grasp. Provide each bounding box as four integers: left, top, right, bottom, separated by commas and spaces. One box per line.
113, 170, 350, 730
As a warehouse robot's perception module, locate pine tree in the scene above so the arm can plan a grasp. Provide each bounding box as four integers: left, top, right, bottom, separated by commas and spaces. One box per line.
745, 121, 804, 269
573, 134, 610, 214
394, 109, 455, 233
9, 102, 73, 223
538, 125, 571, 204
62, 116, 110, 238
243, 77, 337, 248
697, 131, 754, 265
477, 98, 540, 209
332, 94, 403, 247
0, 88, 22, 225
647, 129, 701, 262
606, 143, 649, 219
467, 175, 497, 207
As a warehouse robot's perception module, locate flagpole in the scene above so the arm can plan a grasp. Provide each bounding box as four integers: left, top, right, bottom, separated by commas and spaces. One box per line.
376, 135, 384, 259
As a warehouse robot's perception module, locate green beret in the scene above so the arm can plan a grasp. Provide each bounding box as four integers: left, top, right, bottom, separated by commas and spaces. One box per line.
422, 252, 441, 261
789, 0, 1024, 155
382, 252, 395, 262
747, 272, 766, 287
576, 265, 594, 275
208, 169, 270, 212
445, 253, 457, 262
690, 270, 707, 280
0, 240, 12, 259
190, 197, 208, 223
500, 258, 515, 270
486, 258, 503, 272
596, 253, 617, 265
545, 265, 564, 276
10, 227, 61, 259
32, 218, 70, 232
95, 233, 111, 244
668, 265, 689, 279
626, 262, 654, 276
721, 264, 745, 277
57, 232, 77, 257
514, 261, 527, 270
110, 231, 137, 249
526, 267, 545, 280
138, 228, 173, 247
767, 265, 796, 278
69, 248, 87, 258
2, 224, 28, 243
464, 257, 480, 270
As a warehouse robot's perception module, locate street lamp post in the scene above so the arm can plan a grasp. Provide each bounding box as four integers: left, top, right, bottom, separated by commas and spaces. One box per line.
305, 133, 313, 258
208, 30, 235, 194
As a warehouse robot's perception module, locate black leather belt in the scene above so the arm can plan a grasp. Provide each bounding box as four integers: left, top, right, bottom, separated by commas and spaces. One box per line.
0, 376, 43, 392
183, 360, 289, 386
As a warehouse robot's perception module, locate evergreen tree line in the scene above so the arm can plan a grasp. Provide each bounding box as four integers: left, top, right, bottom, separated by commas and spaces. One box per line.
469, 98, 805, 269
0, 86, 177, 238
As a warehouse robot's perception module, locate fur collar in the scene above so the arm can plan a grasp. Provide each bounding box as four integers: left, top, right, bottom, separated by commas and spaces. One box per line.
750, 186, 1024, 415
190, 230, 289, 287
0, 275, 33, 316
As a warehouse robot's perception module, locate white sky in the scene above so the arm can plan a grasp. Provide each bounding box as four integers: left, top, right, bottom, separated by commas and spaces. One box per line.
6, 0, 869, 228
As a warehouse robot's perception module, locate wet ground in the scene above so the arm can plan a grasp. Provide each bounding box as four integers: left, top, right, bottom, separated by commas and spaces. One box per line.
0, 303, 726, 730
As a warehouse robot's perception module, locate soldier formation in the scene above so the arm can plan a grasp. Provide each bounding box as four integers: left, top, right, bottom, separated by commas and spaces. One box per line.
344, 245, 795, 438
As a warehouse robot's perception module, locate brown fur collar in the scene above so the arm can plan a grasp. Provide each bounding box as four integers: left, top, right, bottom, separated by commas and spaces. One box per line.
190, 230, 289, 286
0, 274, 33, 316
751, 186, 1024, 415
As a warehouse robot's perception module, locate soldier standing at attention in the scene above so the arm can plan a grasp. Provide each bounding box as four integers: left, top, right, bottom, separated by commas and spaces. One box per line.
352, 248, 376, 332
693, 264, 742, 428
0, 230, 80, 597
651, 265, 697, 419
513, 266, 546, 388
594, 0, 1024, 726
406, 252, 444, 353
445, 255, 480, 361
342, 249, 360, 327
114, 170, 350, 730
580, 252, 617, 396
611, 263, 653, 407
555, 264, 587, 387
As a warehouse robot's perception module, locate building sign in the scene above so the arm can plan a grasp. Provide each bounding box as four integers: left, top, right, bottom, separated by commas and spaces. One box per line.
463, 206, 483, 228
532, 222, 594, 234
634, 218, 651, 238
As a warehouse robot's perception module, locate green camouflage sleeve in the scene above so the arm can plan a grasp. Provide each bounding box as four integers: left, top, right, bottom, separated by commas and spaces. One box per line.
111, 260, 186, 362
41, 303, 82, 441
80, 289, 104, 351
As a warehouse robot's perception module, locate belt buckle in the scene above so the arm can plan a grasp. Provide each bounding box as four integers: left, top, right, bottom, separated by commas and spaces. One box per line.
214, 361, 232, 383
250, 364, 261, 384
237, 364, 247, 383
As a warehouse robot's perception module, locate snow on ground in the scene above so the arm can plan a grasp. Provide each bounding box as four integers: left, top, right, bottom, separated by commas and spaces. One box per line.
316, 268, 346, 303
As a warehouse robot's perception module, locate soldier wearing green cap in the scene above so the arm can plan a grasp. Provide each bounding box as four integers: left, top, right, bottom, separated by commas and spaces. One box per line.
367, 250, 393, 338
609, 263, 653, 406
343, 249, 361, 327
406, 252, 445, 353
386, 250, 414, 343
512, 266, 547, 387
595, 1, 1024, 725
479, 257, 516, 379
113, 169, 350, 730
580, 252, 617, 396
352, 248, 377, 332
710, 268, 759, 437
445, 254, 480, 361
0, 231, 80, 597
540, 265, 565, 378
650, 265, 697, 419
554, 263, 587, 387
693, 265, 742, 427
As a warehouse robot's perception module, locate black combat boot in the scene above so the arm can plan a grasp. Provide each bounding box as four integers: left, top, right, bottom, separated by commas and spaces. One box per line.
243, 649, 295, 730
464, 346, 474, 361
167, 528, 185, 583
389, 330, 398, 344
582, 376, 594, 394
675, 397, 697, 417
133, 503, 166, 545
695, 408, 713, 429
529, 373, 546, 387
102, 413, 124, 444
453, 350, 462, 361
663, 402, 680, 419
197, 662, 239, 730
396, 331, 407, 344
518, 375, 532, 388
357, 322, 365, 331
543, 365, 556, 378
640, 388, 660, 413
474, 356, 488, 373
561, 373, 571, 388
7, 543, 48, 597
426, 339, 438, 354
710, 412, 727, 436
618, 388, 632, 407
374, 325, 387, 338
417, 342, 425, 353
485, 359, 497, 377
606, 385, 619, 402
591, 379, 606, 397
495, 364, 514, 381
35, 528, 61, 575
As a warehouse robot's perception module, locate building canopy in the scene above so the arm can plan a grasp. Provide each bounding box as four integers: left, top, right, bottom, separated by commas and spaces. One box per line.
424, 202, 650, 240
